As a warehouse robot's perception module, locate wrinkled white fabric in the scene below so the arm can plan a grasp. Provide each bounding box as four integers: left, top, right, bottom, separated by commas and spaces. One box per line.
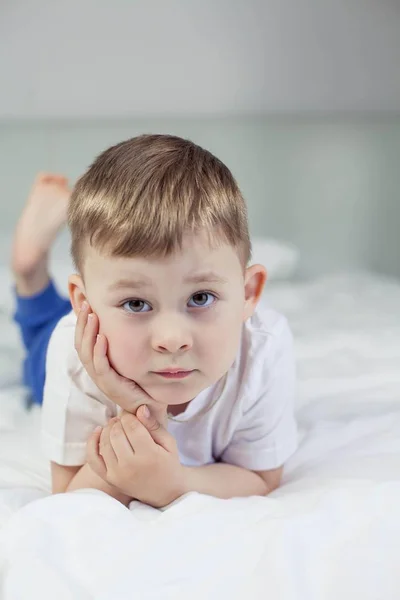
0, 272, 399, 599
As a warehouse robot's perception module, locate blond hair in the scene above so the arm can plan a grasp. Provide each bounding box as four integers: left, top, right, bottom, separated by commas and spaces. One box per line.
68, 134, 251, 272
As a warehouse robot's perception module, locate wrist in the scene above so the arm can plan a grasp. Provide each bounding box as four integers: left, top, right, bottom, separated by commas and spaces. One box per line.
153, 465, 189, 508
180, 465, 193, 495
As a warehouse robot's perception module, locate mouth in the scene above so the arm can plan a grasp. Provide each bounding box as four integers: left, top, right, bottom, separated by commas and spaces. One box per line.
153, 369, 195, 380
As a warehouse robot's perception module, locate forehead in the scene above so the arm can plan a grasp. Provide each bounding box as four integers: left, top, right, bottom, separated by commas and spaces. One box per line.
83, 231, 243, 284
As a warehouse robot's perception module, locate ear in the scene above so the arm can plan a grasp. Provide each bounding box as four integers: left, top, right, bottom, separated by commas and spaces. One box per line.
243, 264, 267, 320
68, 274, 90, 316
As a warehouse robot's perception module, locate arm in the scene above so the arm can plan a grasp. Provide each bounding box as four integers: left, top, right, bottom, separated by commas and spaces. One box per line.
51, 462, 80, 493
84, 409, 284, 507
51, 461, 132, 506
181, 464, 283, 499
44, 308, 148, 506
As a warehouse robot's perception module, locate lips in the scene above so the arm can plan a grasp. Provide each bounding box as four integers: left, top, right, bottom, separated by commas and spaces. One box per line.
153, 369, 194, 379
156, 368, 190, 374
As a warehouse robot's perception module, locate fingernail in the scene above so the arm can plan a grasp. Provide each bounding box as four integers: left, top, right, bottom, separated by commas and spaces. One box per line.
88, 313, 94, 320
142, 405, 150, 418
94, 426, 102, 433
81, 301, 88, 312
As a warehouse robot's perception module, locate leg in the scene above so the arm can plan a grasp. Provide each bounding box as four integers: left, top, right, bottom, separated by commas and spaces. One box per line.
12, 173, 72, 404
14, 282, 72, 405
12, 172, 70, 296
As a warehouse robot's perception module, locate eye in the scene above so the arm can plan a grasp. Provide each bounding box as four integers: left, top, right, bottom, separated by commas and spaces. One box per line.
122, 299, 152, 313
187, 292, 217, 308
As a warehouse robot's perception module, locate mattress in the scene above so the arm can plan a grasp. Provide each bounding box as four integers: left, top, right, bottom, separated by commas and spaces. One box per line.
0, 271, 399, 599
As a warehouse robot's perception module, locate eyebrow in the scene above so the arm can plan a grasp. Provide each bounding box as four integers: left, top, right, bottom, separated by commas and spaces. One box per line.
107, 278, 152, 292
184, 272, 228, 285
107, 272, 228, 292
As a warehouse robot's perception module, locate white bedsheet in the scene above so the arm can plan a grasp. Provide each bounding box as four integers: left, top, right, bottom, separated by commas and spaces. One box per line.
0, 272, 399, 599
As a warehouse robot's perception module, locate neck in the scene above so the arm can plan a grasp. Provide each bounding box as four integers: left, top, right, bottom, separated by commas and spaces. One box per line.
167, 400, 191, 417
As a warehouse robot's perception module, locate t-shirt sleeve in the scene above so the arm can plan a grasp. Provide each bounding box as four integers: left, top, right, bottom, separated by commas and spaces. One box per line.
221, 317, 297, 471
41, 316, 117, 466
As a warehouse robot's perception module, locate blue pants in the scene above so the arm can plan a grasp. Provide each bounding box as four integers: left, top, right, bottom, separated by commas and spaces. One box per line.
13, 280, 72, 405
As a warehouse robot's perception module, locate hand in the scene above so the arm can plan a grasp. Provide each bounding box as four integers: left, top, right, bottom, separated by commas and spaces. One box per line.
87, 407, 186, 508
75, 303, 166, 422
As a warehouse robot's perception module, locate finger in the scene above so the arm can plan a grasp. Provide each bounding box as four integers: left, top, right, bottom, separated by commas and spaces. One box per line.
79, 312, 99, 372
74, 301, 89, 354
120, 413, 153, 453
109, 420, 136, 461
92, 340, 151, 411
120, 409, 131, 419
136, 405, 174, 451
99, 425, 118, 470
86, 426, 108, 479
92, 335, 131, 399
93, 334, 111, 376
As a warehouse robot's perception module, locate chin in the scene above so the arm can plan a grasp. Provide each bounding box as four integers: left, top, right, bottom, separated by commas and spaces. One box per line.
141, 380, 201, 406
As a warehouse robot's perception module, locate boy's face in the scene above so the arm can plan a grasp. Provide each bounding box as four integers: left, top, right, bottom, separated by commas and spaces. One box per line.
72, 231, 266, 408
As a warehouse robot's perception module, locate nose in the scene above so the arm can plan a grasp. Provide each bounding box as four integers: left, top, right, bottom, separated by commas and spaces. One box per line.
151, 313, 193, 354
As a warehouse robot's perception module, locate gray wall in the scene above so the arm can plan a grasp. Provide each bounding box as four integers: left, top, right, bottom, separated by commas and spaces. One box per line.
1, 116, 399, 278
2, 0, 400, 116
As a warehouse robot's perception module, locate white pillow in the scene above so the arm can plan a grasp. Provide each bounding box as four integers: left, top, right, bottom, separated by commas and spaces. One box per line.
250, 238, 299, 280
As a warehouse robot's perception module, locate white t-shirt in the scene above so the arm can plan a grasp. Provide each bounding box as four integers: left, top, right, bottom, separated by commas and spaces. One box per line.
42, 307, 297, 471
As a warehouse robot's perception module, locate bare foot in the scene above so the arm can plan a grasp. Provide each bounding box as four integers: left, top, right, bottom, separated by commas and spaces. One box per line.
12, 173, 71, 296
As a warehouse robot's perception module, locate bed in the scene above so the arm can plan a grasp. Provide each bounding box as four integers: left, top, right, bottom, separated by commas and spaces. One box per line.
0, 269, 399, 599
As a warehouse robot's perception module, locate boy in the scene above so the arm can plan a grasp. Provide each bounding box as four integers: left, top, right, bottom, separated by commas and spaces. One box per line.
12, 135, 297, 508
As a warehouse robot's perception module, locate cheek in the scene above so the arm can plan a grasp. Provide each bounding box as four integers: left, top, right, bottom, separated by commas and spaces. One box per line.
200, 305, 243, 372
98, 314, 145, 378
